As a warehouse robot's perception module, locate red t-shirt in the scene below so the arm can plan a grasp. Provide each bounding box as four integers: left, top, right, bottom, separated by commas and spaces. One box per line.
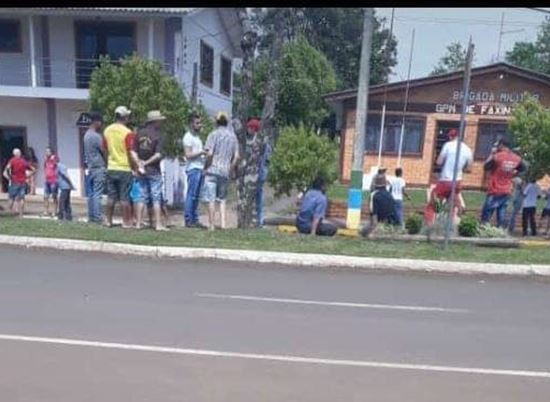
8, 157, 30, 185
487, 150, 522, 196
44, 155, 59, 184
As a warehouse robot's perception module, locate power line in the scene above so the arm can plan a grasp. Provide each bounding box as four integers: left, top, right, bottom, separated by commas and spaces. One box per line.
393, 16, 543, 27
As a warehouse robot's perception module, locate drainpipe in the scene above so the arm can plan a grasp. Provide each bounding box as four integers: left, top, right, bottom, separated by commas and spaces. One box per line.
148, 18, 155, 60
28, 15, 37, 87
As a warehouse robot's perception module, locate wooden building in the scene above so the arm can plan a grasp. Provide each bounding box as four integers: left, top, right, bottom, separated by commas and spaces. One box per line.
324, 62, 550, 189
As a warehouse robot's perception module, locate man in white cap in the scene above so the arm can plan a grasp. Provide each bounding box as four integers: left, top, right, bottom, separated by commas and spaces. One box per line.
130, 110, 167, 231
103, 105, 133, 228
202, 111, 239, 230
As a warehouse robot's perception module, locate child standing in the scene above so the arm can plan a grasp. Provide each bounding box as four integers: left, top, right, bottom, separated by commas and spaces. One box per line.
56, 161, 75, 221
522, 179, 541, 236
541, 188, 550, 237
388, 167, 410, 228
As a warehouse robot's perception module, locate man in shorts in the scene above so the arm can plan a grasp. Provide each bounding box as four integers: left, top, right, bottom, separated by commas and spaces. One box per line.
103, 105, 134, 228
202, 112, 239, 230
424, 129, 473, 226
43, 147, 59, 217
3, 148, 36, 217
130, 110, 167, 231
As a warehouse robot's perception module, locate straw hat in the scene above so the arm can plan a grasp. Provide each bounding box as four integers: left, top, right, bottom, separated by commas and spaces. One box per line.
145, 110, 166, 123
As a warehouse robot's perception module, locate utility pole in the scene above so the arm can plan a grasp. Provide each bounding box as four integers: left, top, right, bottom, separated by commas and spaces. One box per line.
444, 38, 474, 248
346, 8, 374, 230
496, 12, 524, 62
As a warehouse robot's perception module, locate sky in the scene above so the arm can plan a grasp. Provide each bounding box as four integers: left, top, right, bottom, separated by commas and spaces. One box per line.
375, 8, 549, 82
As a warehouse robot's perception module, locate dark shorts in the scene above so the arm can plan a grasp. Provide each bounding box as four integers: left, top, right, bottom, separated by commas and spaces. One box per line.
106, 170, 132, 202
201, 174, 229, 202
44, 182, 58, 199
9, 183, 27, 201
542, 209, 550, 218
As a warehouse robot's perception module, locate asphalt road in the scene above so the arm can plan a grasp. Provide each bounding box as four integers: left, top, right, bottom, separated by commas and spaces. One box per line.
1, 245, 550, 401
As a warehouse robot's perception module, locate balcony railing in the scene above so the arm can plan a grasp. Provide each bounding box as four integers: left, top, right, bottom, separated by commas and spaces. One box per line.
0, 56, 173, 89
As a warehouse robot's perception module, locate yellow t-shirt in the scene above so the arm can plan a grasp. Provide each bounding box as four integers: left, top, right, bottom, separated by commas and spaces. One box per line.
103, 123, 132, 172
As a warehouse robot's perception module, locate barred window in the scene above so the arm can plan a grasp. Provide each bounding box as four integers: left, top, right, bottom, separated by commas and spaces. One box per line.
475, 122, 511, 159
365, 115, 425, 155
200, 40, 214, 87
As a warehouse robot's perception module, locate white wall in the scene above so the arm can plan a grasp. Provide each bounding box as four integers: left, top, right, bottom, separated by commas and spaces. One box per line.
55, 99, 88, 195
0, 97, 48, 193
181, 9, 235, 116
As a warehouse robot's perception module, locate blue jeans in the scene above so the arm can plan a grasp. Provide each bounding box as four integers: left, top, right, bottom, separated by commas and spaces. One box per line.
394, 200, 404, 227
255, 179, 265, 227
87, 167, 105, 223
136, 175, 163, 206
184, 169, 203, 225
508, 198, 523, 232
481, 194, 509, 228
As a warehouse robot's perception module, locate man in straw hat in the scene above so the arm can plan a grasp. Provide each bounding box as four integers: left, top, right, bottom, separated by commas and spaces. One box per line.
202, 111, 239, 230
130, 110, 168, 231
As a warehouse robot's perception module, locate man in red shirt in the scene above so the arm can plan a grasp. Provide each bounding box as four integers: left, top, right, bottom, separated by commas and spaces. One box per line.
480, 138, 526, 228
2, 148, 36, 216
43, 147, 59, 217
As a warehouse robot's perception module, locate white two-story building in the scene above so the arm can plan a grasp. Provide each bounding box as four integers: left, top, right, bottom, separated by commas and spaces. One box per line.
0, 7, 243, 195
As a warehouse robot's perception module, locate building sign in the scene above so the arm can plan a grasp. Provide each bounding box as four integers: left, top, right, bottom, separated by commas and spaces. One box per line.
435, 103, 514, 116
451, 90, 540, 103
76, 112, 91, 127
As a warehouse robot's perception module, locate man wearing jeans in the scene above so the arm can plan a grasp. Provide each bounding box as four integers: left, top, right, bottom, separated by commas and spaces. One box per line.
182, 113, 205, 227
480, 138, 525, 228
131, 110, 167, 231
83, 112, 106, 224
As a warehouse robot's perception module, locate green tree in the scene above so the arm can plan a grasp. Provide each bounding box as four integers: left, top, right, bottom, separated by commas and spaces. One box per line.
430, 42, 470, 76
508, 94, 550, 180
89, 55, 212, 157
268, 125, 337, 196
506, 17, 550, 74
250, 37, 337, 129
252, 8, 397, 88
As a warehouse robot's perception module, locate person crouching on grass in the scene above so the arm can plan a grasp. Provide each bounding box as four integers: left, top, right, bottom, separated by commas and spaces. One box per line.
295, 176, 337, 237
130, 110, 168, 231
56, 159, 75, 221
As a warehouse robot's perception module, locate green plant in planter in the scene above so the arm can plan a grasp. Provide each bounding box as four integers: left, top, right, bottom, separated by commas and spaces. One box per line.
478, 224, 509, 238
458, 215, 480, 237
405, 214, 423, 235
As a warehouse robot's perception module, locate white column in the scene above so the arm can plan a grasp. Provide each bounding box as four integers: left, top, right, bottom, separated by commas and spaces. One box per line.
148, 18, 154, 60
28, 15, 37, 87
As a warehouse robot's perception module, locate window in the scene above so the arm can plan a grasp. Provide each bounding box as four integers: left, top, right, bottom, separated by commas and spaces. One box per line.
200, 41, 214, 87
365, 115, 425, 155
75, 21, 135, 88
220, 56, 232, 96
475, 122, 511, 160
0, 19, 21, 53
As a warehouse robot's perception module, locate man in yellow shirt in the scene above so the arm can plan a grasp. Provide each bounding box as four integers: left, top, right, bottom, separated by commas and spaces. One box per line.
103, 105, 133, 228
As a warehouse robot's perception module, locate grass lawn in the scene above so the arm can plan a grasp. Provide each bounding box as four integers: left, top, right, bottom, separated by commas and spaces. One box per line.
1, 217, 549, 265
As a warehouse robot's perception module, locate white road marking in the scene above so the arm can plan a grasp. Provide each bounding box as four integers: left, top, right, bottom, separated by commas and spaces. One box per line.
0, 333, 548, 379
195, 293, 469, 313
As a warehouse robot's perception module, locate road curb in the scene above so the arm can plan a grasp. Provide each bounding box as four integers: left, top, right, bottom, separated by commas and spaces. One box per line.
1, 234, 550, 277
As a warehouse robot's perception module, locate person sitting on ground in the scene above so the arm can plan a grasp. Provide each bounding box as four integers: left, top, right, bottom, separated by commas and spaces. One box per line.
388, 167, 410, 228
424, 128, 473, 226
480, 138, 525, 228
3, 148, 36, 217
296, 176, 337, 237
202, 112, 239, 231
130, 110, 168, 231
370, 172, 399, 228
43, 147, 60, 217
56, 159, 75, 221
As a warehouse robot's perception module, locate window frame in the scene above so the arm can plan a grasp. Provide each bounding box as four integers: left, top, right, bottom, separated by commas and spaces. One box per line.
219, 55, 232, 96
0, 18, 22, 53
364, 113, 427, 157
200, 40, 214, 88
474, 120, 510, 161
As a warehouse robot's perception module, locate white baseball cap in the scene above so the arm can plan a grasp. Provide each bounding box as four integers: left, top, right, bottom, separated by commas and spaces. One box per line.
114, 105, 132, 117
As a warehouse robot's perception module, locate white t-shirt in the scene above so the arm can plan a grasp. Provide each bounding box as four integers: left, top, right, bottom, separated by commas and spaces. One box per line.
439, 140, 473, 181
388, 176, 406, 201
182, 131, 204, 171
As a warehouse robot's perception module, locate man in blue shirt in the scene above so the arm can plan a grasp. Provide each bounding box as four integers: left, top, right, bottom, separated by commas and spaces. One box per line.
296, 176, 337, 236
